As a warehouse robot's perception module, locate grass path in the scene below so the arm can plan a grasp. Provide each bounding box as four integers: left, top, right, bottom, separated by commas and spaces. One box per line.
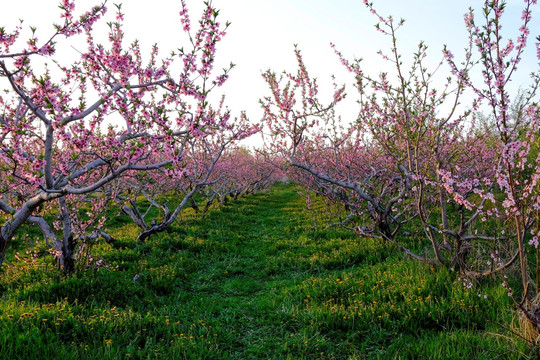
0, 184, 535, 359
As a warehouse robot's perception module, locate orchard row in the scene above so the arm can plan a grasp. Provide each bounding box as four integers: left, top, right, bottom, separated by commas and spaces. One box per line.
0, 1, 283, 272
261, 0, 540, 332
1, 0, 540, 334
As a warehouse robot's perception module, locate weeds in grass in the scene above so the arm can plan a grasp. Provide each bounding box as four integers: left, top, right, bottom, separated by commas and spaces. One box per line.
0, 184, 535, 359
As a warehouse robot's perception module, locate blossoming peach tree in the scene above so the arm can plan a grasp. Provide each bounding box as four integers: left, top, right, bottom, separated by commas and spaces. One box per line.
0, 0, 253, 271
114, 104, 257, 243
443, 0, 540, 326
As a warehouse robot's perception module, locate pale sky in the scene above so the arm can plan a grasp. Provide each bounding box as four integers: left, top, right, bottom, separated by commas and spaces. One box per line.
2, 1, 540, 147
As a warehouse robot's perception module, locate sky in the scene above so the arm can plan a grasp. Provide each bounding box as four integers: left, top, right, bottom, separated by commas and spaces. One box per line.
2, 0, 540, 147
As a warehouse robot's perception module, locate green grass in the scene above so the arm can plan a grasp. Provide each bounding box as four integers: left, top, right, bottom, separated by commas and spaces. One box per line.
0, 184, 536, 359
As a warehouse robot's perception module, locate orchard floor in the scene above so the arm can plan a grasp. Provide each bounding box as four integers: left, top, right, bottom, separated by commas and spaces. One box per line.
0, 184, 536, 359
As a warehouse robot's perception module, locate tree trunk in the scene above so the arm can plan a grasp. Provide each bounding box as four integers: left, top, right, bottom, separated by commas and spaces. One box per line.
0, 232, 7, 268
59, 197, 75, 273
61, 233, 76, 273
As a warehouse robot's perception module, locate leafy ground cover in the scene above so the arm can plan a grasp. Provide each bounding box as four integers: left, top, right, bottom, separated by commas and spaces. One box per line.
0, 184, 536, 359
